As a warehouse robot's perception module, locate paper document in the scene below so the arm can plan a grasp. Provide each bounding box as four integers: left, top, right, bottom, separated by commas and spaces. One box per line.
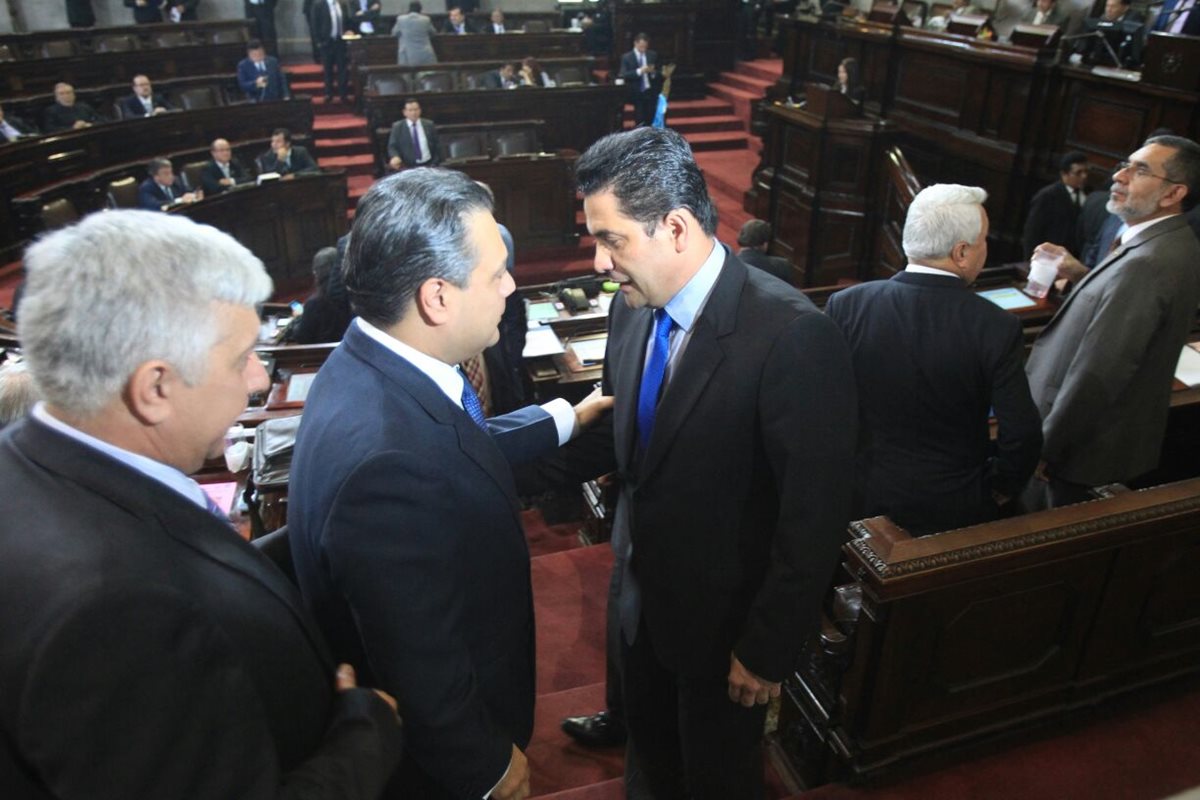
523, 326, 565, 357
286, 373, 316, 404
1175, 344, 1200, 387
977, 287, 1037, 310
527, 300, 560, 321
569, 337, 608, 364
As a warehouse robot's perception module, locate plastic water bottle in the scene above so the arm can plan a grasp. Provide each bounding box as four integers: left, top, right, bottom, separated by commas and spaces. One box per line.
1026, 250, 1062, 299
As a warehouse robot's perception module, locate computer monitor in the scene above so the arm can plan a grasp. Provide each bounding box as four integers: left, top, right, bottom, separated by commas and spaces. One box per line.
1080, 16, 1144, 67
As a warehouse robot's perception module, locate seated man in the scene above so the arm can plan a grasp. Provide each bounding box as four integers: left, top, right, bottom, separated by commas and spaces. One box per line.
826, 184, 1042, 535
736, 219, 791, 283
200, 138, 252, 195
483, 62, 518, 89
164, 0, 199, 21
387, 98, 440, 170
0, 210, 403, 797
925, 0, 982, 29
118, 74, 173, 119
1022, 151, 1089, 258
487, 8, 507, 32
124, 0, 163, 23
237, 39, 291, 102
138, 157, 201, 210
43, 83, 98, 132
257, 127, 319, 177
0, 103, 38, 142
442, 5, 474, 33
1020, 0, 1068, 27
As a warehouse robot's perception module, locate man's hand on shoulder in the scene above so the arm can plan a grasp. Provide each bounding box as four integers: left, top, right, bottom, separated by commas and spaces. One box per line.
491, 744, 531, 800
727, 653, 780, 708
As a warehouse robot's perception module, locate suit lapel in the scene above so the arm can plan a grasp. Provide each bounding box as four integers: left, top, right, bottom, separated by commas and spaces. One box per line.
342, 325, 520, 514
638, 251, 744, 479
12, 418, 335, 668
610, 299, 652, 471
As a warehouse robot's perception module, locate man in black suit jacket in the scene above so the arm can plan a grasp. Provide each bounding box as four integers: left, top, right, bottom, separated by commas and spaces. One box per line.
117, 74, 174, 119
124, 0, 162, 23
310, 0, 351, 101
258, 127, 320, 176
288, 169, 610, 799
441, 5, 475, 33
387, 98, 440, 169
0, 210, 402, 798
244, 0, 279, 55
43, 82, 98, 132
237, 39, 291, 101
200, 137, 252, 195
620, 33, 661, 127
1022, 150, 1089, 258
546, 128, 857, 799
736, 218, 792, 283
0, 104, 37, 142
138, 157, 200, 210
826, 184, 1042, 535
164, 0, 200, 21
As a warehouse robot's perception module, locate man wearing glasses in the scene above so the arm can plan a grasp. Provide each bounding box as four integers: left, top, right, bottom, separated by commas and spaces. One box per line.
1023, 135, 1200, 508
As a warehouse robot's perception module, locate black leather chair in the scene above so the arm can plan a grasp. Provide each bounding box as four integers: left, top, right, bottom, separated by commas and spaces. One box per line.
415, 71, 455, 92
40, 198, 79, 231
106, 176, 139, 209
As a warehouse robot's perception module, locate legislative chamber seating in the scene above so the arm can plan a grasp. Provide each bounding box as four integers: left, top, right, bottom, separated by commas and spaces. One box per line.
355, 55, 597, 109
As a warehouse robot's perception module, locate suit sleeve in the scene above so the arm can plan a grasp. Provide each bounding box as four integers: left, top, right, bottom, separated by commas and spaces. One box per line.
734, 312, 857, 682
14, 584, 403, 800
238, 62, 258, 96
987, 314, 1042, 497
1022, 188, 1050, 260
386, 124, 404, 162
322, 452, 514, 799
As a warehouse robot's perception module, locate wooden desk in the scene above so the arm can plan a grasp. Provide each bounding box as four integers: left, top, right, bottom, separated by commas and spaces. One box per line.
363, 84, 623, 153
0, 20, 250, 61
348, 31, 587, 73
175, 171, 348, 294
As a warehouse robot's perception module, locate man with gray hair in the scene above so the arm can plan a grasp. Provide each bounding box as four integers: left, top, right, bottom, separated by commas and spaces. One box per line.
826, 183, 1042, 534
287, 168, 610, 800
0, 360, 38, 428
0, 211, 403, 797
1024, 135, 1200, 507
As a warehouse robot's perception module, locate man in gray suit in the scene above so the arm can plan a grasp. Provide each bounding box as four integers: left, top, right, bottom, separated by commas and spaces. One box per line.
1024, 135, 1200, 507
392, 0, 438, 65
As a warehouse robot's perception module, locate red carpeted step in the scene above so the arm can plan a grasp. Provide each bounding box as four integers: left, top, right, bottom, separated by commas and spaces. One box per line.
697, 148, 762, 201
347, 173, 374, 204
523, 507, 588, 559
283, 63, 324, 77
735, 58, 784, 83
531, 778, 624, 800
532, 544, 611, 694
622, 97, 734, 122
310, 95, 357, 114
290, 80, 326, 93
313, 113, 368, 134
314, 135, 372, 157
527, 683, 624, 797
684, 130, 749, 152
317, 153, 375, 176
718, 70, 773, 96
708, 81, 761, 126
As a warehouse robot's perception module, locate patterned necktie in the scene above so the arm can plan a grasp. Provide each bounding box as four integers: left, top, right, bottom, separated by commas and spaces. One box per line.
636, 308, 674, 452
460, 367, 488, 429
411, 122, 422, 162
460, 354, 490, 417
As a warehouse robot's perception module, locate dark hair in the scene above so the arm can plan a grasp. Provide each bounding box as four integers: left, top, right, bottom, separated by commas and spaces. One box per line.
343, 168, 492, 326
408, 1, 422, 11
634, 32, 650, 44
272, 127, 292, 143
246, 38, 263, 51
448, 4, 463, 12
838, 57, 860, 89
738, 219, 772, 248
147, 157, 172, 176
403, 97, 420, 108
1146, 134, 1200, 212
575, 127, 718, 236
1059, 151, 1087, 173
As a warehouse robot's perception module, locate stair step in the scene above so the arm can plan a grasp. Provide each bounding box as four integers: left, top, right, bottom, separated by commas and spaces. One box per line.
290, 80, 326, 92
734, 58, 784, 83
313, 114, 367, 134
717, 71, 772, 95
708, 83, 760, 126
629, 97, 734, 119
314, 136, 372, 157
682, 130, 749, 152
318, 153, 376, 177
621, 114, 745, 134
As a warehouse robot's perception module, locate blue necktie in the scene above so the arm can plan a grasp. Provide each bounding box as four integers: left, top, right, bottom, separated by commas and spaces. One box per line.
1156, 0, 1178, 29
636, 308, 674, 452
460, 370, 488, 429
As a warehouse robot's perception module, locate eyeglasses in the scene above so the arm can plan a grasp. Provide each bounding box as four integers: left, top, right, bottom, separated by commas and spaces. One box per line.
1115, 160, 1180, 183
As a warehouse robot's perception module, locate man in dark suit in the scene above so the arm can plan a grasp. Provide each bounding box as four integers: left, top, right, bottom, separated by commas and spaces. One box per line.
1024, 135, 1200, 507
43, 82, 98, 132
826, 184, 1042, 535
124, 0, 163, 23
481, 63, 518, 89
138, 157, 200, 210
550, 127, 857, 799
288, 168, 609, 799
164, 0, 200, 21
1022, 151, 1089, 258
0, 104, 38, 143
735, 218, 792, 283
1153, 0, 1200, 34
244, 0, 278, 55
118, 74, 174, 119
486, 8, 508, 32
309, 0, 351, 102
0, 210, 403, 798
200, 137, 251, 195
387, 98, 440, 169
441, 5, 474, 33
257, 127, 320, 176
237, 39, 291, 102
620, 33, 661, 128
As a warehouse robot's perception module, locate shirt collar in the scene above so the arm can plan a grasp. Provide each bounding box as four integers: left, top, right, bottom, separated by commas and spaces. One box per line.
1120, 213, 1178, 246
30, 402, 208, 509
662, 240, 724, 333
355, 317, 466, 409
905, 263, 961, 278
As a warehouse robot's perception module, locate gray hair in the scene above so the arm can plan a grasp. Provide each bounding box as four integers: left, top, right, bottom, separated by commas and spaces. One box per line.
19, 211, 272, 417
0, 361, 39, 428
902, 184, 988, 262
343, 168, 492, 327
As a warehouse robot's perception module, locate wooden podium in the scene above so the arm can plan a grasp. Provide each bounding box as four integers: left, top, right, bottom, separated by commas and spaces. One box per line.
1142, 32, 1200, 92
804, 81, 861, 119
